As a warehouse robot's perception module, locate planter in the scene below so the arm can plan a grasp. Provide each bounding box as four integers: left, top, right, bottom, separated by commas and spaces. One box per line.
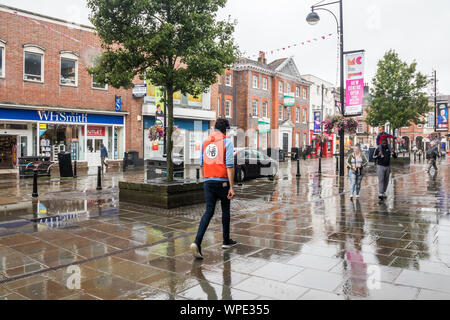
119, 179, 205, 209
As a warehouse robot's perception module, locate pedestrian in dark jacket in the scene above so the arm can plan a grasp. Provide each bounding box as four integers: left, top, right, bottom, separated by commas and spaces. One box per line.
426, 142, 440, 173
100, 144, 109, 170
373, 138, 398, 200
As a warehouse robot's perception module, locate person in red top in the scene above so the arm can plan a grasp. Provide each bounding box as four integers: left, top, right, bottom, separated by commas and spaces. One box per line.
191, 119, 237, 259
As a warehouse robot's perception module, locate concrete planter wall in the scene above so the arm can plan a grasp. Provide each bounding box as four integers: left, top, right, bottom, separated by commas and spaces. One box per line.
119, 179, 205, 209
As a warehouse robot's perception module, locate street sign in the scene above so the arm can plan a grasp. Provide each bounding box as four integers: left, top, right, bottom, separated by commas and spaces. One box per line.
132, 84, 147, 98
115, 96, 122, 112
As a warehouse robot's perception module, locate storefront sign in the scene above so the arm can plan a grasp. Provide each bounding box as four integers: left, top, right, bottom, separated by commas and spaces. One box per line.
258, 118, 271, 134
284, 93, 295, 107
437, 102, 448, 131
0, 108, 124, 125
85, 126, 105, 137
38, 111, 87, 123
115, 96, 122, 112
132, 84, 147, 98
344, 51, 365, 117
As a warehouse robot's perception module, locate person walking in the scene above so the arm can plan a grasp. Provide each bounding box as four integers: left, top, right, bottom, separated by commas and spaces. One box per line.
426, 141, 440, 173
373, 138, 398, 200
100, 144, 109, 171
191, 118, 237, 260
346, 145, 369, 200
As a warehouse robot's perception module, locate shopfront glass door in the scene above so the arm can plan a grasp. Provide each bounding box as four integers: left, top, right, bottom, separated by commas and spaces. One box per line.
87, 138, 105, 167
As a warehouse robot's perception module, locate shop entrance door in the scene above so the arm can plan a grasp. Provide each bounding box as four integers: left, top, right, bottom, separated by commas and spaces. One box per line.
87, 138, 106, 167
0, 135, 17, 169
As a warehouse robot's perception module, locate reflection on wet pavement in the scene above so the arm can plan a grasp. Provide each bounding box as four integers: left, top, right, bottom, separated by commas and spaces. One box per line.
0, 158, 449, 300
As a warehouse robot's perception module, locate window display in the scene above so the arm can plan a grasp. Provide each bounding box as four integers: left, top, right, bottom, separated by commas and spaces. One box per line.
39, 124, 83, 161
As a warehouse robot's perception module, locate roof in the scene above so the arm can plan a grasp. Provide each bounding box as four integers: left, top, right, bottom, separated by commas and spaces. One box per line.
268, 58, 287, 70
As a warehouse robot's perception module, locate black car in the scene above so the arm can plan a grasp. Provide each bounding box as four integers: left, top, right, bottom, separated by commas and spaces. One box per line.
234, 148, 278, 181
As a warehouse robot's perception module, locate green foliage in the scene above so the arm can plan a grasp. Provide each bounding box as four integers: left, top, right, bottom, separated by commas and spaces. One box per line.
366, 50, 430, 131
87, 0, 239, 181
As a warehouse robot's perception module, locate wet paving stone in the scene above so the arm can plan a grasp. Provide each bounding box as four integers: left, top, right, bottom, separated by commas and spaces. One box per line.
0, 159, 448, 299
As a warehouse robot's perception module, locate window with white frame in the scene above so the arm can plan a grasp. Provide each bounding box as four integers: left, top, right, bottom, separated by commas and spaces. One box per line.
23, 45, 45, 82
263, 78, 268, 90
287, 83, 291, 94
357, 123, 364, 133
296, 87, 300, 97
279, 81, 283, 94
296, 108, 300, 123
302, 109, 307, 123
303, 88, 307, 99
262, 102, 268, 117
279, 104, 283, 120
60, 51, 78, 86
226, 73, 232, 86
425, 113, 434, 128
253, 75, 258, 88
287, 107, 291, 120
0, 39, 5, 78
92, 75, 108, 90
225, 100, 231, 117
252, 100, 258, 117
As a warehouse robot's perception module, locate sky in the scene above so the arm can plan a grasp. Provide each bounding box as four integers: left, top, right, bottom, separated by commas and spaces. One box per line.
2, 0, 450, 94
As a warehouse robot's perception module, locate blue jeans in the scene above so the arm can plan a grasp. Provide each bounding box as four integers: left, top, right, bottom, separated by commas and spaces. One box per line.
195, 181, 231, 246
349, 170, 363, 195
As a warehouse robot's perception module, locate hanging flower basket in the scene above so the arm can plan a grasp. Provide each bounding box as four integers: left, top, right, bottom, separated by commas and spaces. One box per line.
148, 125, 178, 141
322, 115, 359, 135
313, 133, 329, 142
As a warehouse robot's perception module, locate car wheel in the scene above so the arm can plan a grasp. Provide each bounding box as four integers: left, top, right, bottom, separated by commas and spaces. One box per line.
237, 166, 246, 182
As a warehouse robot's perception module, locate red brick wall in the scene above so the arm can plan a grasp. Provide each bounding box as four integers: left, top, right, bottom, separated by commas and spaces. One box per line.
0, 9, 143, 157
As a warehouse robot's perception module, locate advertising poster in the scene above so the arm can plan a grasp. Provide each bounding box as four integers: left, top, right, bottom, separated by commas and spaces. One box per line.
314, 112, 322, 134
437, 102, 448, 131
345, 51, 365, 116
155, 87, 165, 127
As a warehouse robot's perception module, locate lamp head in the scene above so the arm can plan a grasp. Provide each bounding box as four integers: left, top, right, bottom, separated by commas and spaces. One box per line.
306, 11, 320, 25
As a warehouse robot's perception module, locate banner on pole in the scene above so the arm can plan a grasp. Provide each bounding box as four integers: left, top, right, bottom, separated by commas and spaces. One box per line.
437, 102, 448, 131
344, 51, 365, 117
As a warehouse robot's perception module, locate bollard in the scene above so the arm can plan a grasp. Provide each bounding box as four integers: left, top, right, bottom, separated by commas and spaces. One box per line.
318, 156, 322, 175
336, 156, 339, 173
73, 160, 77, 178
196, 168, 200, 181
414, 152, 416, 163
296, 158, 301, 178
96, 166, 102, 191
238, 167, 243, 186
32, 169, 39, 198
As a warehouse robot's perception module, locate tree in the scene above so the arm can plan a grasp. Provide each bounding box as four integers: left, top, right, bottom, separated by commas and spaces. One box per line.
87, 0, 239, 182
366, 50, 430, 139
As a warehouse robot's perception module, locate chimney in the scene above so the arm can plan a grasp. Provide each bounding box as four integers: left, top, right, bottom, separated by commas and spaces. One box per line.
258, 51, 267, 64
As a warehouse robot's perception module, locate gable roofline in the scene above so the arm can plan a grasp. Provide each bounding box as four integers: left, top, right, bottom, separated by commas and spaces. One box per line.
0, 4, 95, 33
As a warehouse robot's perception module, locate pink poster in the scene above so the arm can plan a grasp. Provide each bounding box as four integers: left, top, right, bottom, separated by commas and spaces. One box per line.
345, 52, 365, 116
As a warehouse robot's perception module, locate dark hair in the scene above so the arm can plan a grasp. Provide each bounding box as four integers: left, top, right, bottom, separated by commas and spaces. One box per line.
215, 118, 231, 134
381, 138, 388, 143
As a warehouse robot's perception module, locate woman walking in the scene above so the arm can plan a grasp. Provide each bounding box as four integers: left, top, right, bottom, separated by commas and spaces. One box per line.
347, 145, 369, 200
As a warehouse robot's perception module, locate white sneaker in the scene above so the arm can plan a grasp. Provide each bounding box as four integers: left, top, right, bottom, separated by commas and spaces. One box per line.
190, 243, 203, 260
350, 194, 354, 200
356, 195, 360, 199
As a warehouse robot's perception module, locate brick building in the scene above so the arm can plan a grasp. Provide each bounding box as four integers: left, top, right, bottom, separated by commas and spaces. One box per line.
217, 52, 311, 153
0, 5, 142, 170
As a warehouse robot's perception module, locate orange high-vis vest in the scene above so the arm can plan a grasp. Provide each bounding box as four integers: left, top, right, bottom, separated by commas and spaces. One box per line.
202, 131, 228, 179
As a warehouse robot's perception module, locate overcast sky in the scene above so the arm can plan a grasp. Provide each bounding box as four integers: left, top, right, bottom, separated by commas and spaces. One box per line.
2, 0, 449, 94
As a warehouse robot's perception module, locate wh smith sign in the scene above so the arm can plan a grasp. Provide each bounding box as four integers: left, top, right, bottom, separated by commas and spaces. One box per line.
38, 111, 88, 123
0, 108, 124, 125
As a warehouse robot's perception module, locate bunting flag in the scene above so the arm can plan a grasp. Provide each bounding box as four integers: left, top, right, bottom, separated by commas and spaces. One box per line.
13, 11, 97, 50
246, 33, 335, 59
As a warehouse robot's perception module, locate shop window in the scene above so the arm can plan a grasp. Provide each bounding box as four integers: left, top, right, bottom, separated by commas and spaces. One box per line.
0, 39, 5, 78
39, 124, 85, 161
23, 44, 45, 82
60, 51, 78, 86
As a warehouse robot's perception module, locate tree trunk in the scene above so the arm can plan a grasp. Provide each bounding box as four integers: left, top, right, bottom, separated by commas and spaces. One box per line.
166, 85, 174, 182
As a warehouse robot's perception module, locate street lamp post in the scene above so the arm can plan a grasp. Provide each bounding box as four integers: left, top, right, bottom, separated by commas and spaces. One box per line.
307, 0, 346, 176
